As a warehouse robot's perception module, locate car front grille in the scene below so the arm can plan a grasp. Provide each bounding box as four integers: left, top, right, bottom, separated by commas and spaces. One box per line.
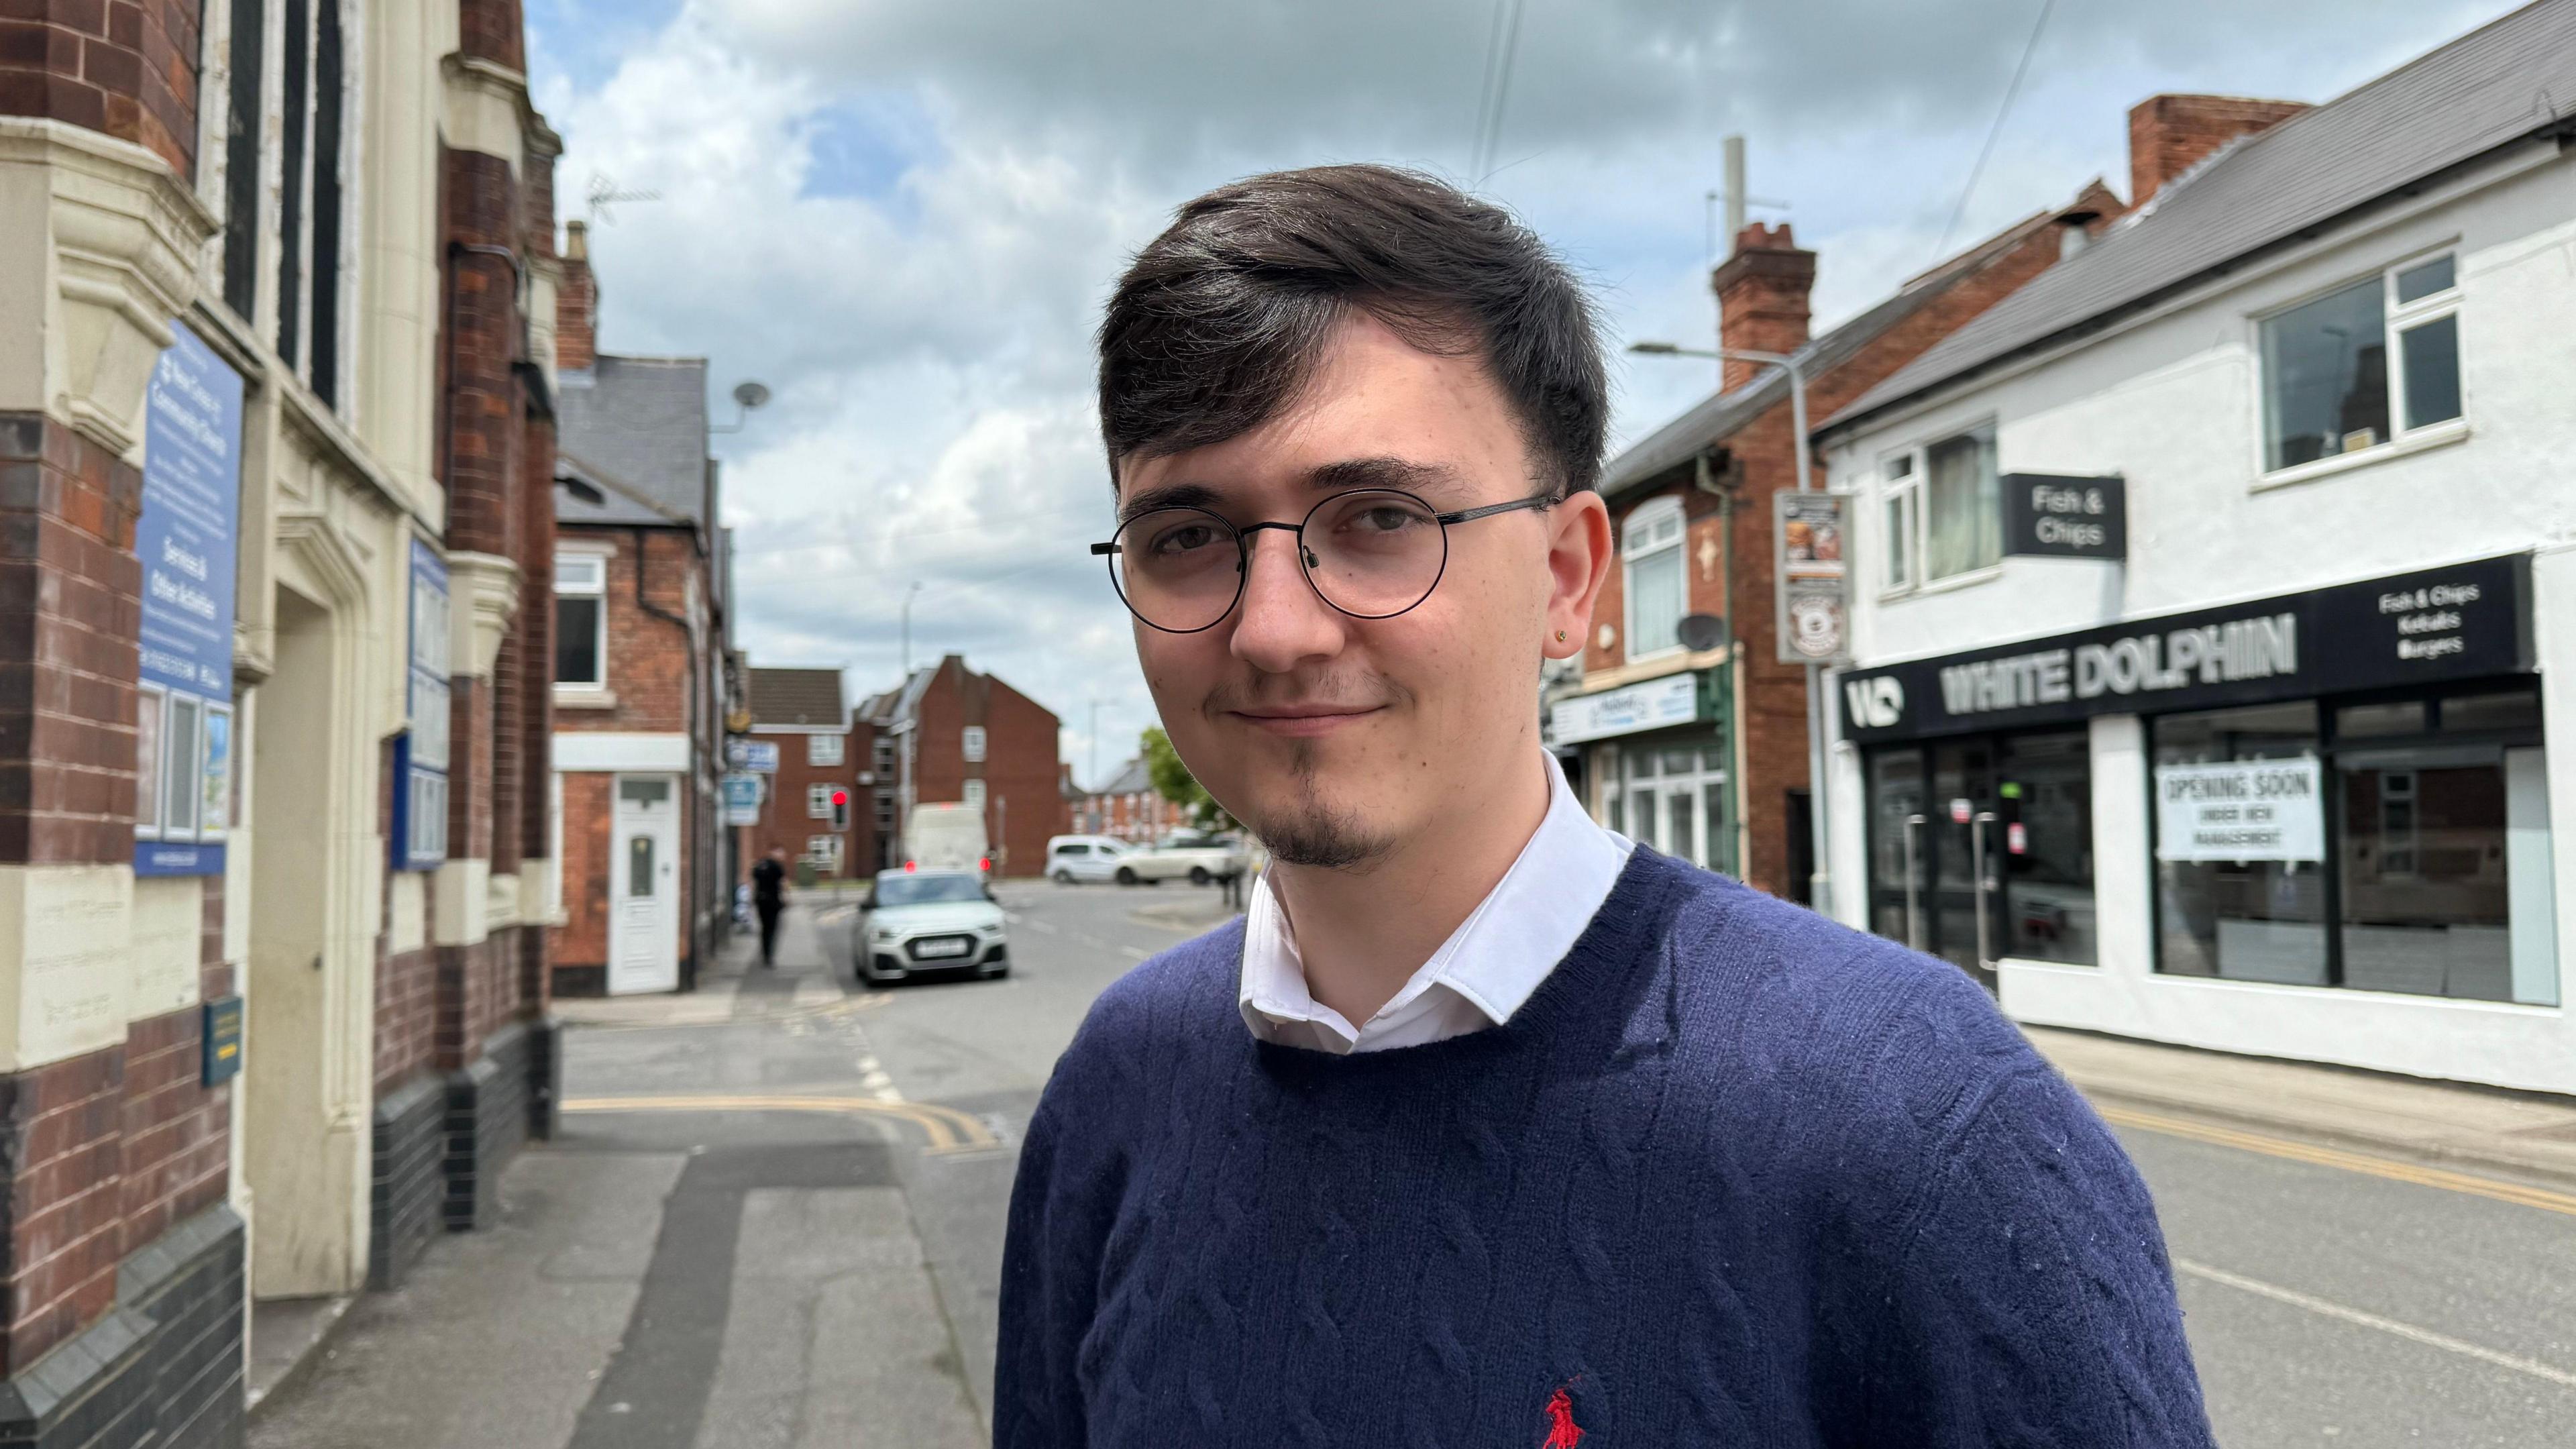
905, 933, 978, 963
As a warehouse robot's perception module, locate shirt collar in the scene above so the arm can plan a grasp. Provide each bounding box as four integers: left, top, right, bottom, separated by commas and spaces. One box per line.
1238, 753, 1634, 1053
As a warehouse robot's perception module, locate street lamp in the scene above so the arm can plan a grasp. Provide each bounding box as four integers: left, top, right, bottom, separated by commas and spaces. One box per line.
1629, 339, 1833, 916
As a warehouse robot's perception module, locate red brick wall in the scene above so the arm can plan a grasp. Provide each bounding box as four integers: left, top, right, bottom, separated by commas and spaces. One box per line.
553, 770, 610, 969
2129, 95, 2308, 206
1713, 223, 1816, 392
906, 658, 1062, 877
0, 415, 145, 866
0, 0, 203, 179
555, 225, 596, 372
0, 1045, 123, 1373
456, 0, 524, 74
749, 727, 855, 877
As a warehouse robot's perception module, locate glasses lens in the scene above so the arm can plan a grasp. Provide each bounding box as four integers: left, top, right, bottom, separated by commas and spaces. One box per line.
1302, 490, 1446, 618
1110, 508, 1240, 631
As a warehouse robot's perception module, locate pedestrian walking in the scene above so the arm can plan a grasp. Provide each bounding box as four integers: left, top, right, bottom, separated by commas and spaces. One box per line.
751, 847, 788, 968
994, 165, 2214, 1445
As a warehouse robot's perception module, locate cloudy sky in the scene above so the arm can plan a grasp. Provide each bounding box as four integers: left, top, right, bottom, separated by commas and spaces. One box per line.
525, 0, 2523, 788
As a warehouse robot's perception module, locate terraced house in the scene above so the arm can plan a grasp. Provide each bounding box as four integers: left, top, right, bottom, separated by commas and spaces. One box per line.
0, 0, 561, 1436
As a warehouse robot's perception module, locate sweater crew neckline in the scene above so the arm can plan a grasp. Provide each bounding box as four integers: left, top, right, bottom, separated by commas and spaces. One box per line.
1245, 845, 1707, 1076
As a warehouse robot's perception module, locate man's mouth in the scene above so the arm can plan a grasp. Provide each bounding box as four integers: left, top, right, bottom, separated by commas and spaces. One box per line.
1224, 703, 1384, 739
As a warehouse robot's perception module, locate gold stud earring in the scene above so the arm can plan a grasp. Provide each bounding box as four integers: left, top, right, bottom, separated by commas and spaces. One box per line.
1556, 629, 1568, 642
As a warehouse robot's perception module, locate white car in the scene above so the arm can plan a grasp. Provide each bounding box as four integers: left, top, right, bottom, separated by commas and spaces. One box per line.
1044, 835, 1134, 884
855, 869, 1009, 983
1140, 831, 1249, 886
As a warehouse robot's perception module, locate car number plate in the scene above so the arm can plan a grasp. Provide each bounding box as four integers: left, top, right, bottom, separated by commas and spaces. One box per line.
912, 938, 970, 959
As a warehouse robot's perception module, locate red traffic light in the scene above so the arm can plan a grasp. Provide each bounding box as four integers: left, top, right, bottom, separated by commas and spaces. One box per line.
830, 789, 848, 806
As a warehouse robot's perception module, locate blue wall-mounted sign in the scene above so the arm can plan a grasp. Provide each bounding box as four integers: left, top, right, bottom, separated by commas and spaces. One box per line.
135, 320, 243, 877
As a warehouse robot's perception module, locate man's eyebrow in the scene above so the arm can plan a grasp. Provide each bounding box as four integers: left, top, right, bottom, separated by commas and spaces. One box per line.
1306, 457, 1465, 494
1116, 480, 1225, 521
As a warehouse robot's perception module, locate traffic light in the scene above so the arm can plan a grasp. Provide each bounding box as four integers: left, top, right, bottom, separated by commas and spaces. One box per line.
830, 789, 849, 832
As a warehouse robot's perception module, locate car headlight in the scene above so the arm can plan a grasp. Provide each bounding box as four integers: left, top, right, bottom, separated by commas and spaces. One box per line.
870, 924, 900, 943
976, 918, 1005, 936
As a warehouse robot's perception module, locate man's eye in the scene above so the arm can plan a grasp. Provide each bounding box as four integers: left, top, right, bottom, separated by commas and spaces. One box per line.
1150, 525, 1222, 555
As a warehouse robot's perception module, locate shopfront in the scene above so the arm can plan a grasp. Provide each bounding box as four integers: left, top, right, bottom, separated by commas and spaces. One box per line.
1838, 553, 2573, 1089
1552, 669, 1735, 875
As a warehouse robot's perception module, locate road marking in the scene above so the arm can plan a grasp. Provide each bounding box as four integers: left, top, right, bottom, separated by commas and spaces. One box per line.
2099, 1105, 2576, 1220
561, 1093, 1002, 1156
1122, 947, 1148, 961
2173, 1258, 2576, 1391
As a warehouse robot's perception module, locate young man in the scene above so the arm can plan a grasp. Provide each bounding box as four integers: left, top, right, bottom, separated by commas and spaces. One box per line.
996, 166, 2213, 1445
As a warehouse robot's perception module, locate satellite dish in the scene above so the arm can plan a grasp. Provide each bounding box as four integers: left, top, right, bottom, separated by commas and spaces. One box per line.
732, 380, 772, 411
1676, 613, 1729, 653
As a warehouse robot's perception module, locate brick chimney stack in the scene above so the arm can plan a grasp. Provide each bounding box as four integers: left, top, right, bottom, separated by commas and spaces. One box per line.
557, 217, 598, 372
1710, 221, 1816, 392
2127, 94, 2310, 207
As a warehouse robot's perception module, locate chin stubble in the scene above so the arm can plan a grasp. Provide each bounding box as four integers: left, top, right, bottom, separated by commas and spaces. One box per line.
1248, 740, 1389, 871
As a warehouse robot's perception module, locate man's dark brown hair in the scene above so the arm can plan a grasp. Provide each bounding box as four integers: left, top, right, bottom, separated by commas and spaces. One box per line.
1097, 164, 1607, 496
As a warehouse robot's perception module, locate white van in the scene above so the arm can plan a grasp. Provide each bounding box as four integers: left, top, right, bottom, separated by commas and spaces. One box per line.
905, 802, 989, 875
1044, 834, 1131, 884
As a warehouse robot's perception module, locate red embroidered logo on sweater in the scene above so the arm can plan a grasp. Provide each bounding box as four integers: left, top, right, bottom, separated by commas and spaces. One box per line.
1541, 1384, 1585, 1446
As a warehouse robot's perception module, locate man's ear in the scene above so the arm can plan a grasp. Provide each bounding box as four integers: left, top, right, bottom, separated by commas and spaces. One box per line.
1543, 490, 1613, 660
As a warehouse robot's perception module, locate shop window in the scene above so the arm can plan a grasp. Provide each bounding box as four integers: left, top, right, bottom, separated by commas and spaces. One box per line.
2153, 686, 2549, 1004
1614, 740, 1729, 872
1862, 729, 2094, 971
2259, 250, 2461, 473
555, 552, 608, 688
1878, 425, 1998, 592
1621, 497, 1686, 660
2153, 702, 2326, 985
809, 734, 844, 766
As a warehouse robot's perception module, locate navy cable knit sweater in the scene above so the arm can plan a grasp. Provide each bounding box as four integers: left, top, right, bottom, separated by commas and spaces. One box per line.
995, 848, 2214, 1446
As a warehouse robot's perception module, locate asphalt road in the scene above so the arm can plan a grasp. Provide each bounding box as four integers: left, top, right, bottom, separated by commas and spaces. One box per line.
252, 881, 2576, 1447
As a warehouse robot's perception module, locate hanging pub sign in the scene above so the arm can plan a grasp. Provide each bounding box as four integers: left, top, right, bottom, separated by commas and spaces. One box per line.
1839, 553, 2534, 743
1774, 492, 1849, 664
135, 321, 244, 877
2000, 473, 2125, 561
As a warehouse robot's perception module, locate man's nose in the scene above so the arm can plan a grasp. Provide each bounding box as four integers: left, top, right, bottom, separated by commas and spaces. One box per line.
1228, 529, 1344, 673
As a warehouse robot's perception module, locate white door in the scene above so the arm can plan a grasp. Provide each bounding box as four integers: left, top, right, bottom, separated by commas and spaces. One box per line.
610, 773, 681, 994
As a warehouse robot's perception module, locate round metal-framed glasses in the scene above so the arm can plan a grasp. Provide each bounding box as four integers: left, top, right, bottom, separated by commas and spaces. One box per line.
1090, 488, 1558, 634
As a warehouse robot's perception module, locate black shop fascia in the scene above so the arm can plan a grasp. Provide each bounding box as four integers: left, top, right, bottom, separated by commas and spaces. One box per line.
1840, 554, 2536, 745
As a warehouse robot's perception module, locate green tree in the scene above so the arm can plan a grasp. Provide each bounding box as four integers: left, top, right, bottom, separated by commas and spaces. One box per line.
1140, 726, 1234, 830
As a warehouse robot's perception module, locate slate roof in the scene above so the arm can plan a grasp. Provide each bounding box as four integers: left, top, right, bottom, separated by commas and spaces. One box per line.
1823, 0, 2576, 435
555, 355, 713, 527
1601, 186, 2109, 500
747, 667, 846, 729
1093, 757, 1155, 796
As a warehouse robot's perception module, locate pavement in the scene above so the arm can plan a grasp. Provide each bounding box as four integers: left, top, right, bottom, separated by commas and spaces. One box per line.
247, 881, 2576, 1448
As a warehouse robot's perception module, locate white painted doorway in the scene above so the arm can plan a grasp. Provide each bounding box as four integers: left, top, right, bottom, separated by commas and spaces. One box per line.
610, 773, 682, 994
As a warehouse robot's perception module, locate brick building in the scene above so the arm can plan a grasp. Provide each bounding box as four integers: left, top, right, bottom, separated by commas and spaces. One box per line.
0, 0, 558, 1436
548, 224, 736, 995
743, 667, 864, 877
1073, 757, 1187, 843
861, 656, 1065, 877
1557, 178, 2124, 902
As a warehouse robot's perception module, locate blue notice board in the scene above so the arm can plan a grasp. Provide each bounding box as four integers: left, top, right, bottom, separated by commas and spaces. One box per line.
134, 321, 243, 877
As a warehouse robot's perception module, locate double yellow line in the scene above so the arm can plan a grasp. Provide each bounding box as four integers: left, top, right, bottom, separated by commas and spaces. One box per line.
2096, 1103, 2576, 1219
561, 1093, 1003, 1156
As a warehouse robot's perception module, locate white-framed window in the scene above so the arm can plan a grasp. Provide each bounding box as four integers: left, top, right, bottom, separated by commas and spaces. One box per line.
805, 835, 844, 874
1879, 452, 1917, 594
808, 734, 844, 766
807, 784, 833, 819
964, 779, 987, 809
962, 725, 986, 763
1878, 424, 1999, 594
2258, 249, 2462, 474
554, 551, 608, 688
1620, 495, 1686, 660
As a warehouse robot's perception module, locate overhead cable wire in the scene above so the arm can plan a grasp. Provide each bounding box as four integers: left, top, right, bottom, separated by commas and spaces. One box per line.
1933, 0, 2055, 262
1472, 0, 1531, 184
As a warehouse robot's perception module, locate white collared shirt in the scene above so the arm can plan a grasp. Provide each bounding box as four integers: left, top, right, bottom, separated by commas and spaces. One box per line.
1238, 754, 1635, 1054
